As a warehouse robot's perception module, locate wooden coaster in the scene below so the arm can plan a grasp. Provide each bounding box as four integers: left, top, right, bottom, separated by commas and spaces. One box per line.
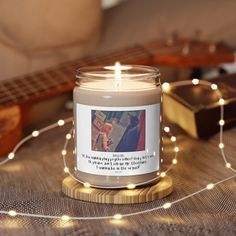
62, 176, 173, 204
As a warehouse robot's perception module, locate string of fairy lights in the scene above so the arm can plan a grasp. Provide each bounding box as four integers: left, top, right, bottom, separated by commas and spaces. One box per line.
0, 79, 235, 222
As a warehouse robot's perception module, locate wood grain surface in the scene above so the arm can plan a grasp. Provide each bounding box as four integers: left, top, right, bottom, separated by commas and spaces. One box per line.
62, 175, 173, 204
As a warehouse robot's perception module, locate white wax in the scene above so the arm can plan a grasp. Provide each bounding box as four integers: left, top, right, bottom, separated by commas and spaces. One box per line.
74, 78, 162, 188
74, 79, 161, 107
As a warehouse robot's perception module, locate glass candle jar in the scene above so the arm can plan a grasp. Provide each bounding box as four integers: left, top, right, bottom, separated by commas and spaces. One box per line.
73, 64, 162, 188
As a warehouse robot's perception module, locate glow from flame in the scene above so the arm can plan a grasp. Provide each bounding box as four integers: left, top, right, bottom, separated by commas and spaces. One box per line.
115, 62, 121, 81
114, 62, 122, 89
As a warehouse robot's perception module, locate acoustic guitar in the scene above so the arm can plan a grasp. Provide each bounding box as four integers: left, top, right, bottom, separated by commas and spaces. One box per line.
0, 38, 234, 155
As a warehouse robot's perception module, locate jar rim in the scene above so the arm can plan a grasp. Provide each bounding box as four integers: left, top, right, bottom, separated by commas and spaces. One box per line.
76, 65, 160, 81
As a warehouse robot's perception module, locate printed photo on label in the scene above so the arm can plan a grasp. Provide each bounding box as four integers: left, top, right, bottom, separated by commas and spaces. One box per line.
91, 110, 145, 152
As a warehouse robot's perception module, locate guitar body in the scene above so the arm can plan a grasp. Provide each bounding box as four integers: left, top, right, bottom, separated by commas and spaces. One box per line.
0, 94, 69, 156
0, 105, 22, 156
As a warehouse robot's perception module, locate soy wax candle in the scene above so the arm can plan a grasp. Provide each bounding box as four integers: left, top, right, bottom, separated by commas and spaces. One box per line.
74, 63, 162, 188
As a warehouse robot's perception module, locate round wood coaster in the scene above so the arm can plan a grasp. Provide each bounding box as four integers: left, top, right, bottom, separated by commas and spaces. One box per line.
62, 176, 173, 204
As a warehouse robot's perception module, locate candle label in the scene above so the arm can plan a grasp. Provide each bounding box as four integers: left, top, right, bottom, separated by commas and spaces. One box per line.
76, 103, 160, 176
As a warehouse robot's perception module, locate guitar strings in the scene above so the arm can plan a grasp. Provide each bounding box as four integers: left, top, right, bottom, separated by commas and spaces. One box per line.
0, 40, 223, 105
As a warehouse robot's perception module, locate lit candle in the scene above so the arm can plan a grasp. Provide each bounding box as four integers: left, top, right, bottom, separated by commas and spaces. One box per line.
73, 63, 162, 188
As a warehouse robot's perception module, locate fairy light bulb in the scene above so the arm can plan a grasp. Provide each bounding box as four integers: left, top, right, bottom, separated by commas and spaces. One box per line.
171, 136, 176, 142
8, 152, 15, 160
226, 163, 231, 168
0, 79, 232, 222
58, 120, 65, 126
127, 184, 136, 189
61, 215, 70, 221
8, 210, 17, 216
83, 182, 91, 188
206, 183, 214, 190
160, 172, 166, 178
219, 98, 225, 105
162, 82, 170, 92
192, 78, 199, 85
172, 159, 177, 164
73, 149, 76, 155
219, 143, 224, 149
164, 126, 170, 133
219, 120, 225, 126
174, 147, 179, 152
61, 150, 67, 155
32, 131, 39, 137
113, 214, 122, 220
163, 202, 172, 209
211, 84, 218, 90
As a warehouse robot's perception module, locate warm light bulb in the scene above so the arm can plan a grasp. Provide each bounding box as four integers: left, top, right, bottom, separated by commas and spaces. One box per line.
58, 120, 65, 126
174, 147, 179, 152
127, 184, 136, 189
32, 131, 39, 137
162, 82, 170, 92
160, 172, 166, 178
61, 215, 70, 221
206, 183, 214, 190
61, 150, 67, 155
83, 182, 91, 188
218, 143, 224, 149
226, 163, 231, 168
113, 214, 122, 220
163, 202, 172, 209
66, 134, 72, 140
164, 126, 170, 133
171, 136, 176, 142
211, 84, 218, 90
219, 120, 225, 126
64, 167, 69, 173
192, 78, 199, 85
8, 152, 15, 160
172, 159, 177, 164
8, 210, 17, 216
219, 98, 225, 105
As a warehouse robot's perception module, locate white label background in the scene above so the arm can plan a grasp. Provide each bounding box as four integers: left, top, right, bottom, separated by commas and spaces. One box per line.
76, 103, 160, 176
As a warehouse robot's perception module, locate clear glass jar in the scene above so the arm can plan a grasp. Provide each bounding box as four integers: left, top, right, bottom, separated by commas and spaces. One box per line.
73, 65, 162, 188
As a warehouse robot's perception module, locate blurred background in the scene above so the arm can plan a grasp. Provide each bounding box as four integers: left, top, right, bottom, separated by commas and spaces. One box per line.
1, 0, 236, 82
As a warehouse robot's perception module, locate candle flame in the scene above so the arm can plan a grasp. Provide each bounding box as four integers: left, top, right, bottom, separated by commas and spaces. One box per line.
104, 63, 131, 71
115, 62, 121, 81
104, 62, 132, 89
